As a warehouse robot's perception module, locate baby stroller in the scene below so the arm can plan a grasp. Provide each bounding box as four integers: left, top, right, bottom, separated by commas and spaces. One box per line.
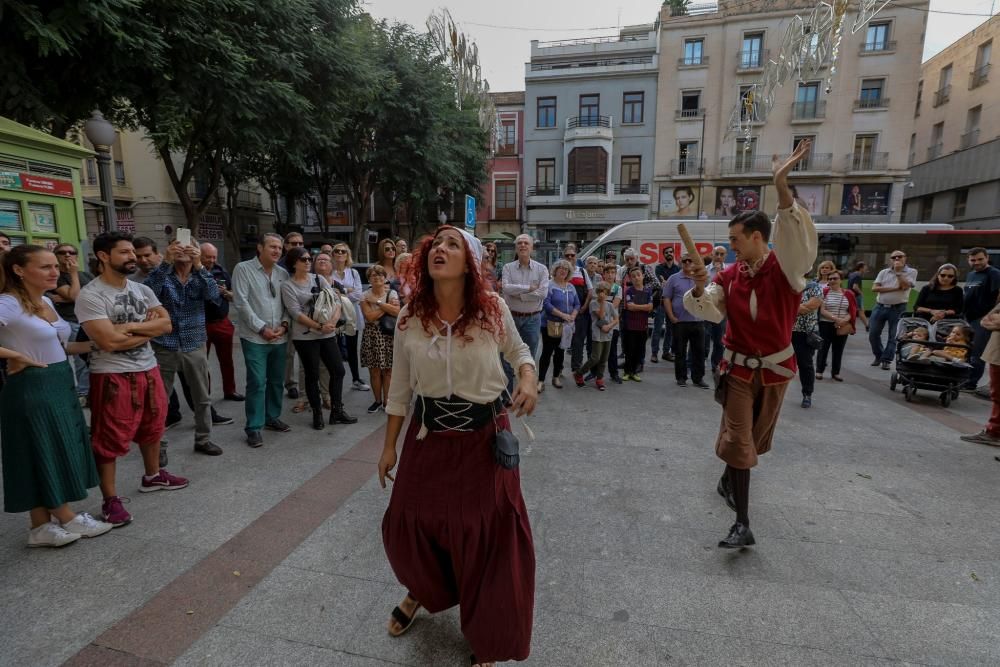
890, 317, 973, 407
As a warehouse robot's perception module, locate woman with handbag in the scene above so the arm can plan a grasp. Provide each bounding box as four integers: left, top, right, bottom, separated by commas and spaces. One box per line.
292, 251, 334, 414
329, 243, 370, 393
816, 272, 858, 382
361, 264, 400, 413
537, 259, 579, 390
378, 225, 537, 666
280, 248, 357, 430
791, 274, 824, 408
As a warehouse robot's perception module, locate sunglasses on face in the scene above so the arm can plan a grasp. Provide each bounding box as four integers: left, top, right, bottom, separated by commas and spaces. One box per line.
333, 249, 347, 254
682, 259, 693, 264
56, 250, 78, 256
288, 242, 304, 247
939, 273, 955, 278
299, 257, 312, 263
891, 255, 905, 260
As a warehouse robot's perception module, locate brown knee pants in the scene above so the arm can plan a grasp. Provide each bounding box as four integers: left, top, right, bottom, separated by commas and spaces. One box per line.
715, 371, 789, 469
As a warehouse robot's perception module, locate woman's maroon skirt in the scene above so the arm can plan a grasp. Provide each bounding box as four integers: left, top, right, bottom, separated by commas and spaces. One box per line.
382, 414, 535, 662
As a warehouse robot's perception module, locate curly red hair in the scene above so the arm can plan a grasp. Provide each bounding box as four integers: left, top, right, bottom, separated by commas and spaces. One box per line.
399, 226, 505, 342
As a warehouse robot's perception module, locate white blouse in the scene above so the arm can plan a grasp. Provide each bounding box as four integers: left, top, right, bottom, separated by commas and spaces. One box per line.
385, 296, 536, 417
0, 295, 70, 365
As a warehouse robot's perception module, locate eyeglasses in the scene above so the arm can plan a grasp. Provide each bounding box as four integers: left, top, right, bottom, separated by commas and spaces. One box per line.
681, 259, 693, 264
890, 255, 905, 260
333, 249, 347, 254
56, 250, 78, 256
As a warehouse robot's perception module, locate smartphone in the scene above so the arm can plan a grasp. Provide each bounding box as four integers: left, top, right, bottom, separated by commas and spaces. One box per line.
176, 227, 191, 246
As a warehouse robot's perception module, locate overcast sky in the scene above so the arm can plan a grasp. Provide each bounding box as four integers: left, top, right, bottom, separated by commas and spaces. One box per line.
363, 0, 998, 92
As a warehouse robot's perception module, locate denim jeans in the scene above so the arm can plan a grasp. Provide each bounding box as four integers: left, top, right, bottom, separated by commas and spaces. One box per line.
868, 303, 905, 362
650, 305, 670, 357
570, 310, 590, 372
68, 321, 90, 396
503, 312, 541, 393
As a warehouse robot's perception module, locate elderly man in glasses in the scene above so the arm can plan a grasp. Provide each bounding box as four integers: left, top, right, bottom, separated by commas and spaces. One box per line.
868, 250, 917, 370
232, 232, 292, 448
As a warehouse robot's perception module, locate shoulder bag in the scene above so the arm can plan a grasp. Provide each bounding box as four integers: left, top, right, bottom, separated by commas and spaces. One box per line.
377, 290, 398, 336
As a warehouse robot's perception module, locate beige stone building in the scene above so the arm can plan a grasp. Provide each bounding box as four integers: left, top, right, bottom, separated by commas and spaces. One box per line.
654, 0, 928, 223
68, 127, 274, 267
903, 14, 999, 228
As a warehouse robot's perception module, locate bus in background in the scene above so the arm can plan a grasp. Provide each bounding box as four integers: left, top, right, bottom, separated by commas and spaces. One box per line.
579, 219, 1000, 309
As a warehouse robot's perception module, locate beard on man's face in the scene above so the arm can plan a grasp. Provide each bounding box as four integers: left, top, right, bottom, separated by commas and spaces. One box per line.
112, 259, 138, 275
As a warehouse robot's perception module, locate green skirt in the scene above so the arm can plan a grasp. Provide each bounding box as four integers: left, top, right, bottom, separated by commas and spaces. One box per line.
0, 361, 99, 513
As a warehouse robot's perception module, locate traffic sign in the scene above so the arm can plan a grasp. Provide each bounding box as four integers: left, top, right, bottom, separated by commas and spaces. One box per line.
465, 195, 476, 231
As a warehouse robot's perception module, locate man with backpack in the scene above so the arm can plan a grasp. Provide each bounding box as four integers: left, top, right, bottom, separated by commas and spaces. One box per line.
962, 247, 1000, 392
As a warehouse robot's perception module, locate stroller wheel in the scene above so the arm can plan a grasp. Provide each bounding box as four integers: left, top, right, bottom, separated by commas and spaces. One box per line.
940, 392, 952, 408
890, 372, 898, 392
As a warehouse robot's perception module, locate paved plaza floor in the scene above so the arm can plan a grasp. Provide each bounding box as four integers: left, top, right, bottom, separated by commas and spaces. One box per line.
1, 334, 999, 666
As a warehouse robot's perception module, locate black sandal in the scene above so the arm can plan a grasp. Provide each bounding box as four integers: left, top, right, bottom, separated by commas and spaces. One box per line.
388, 597, 421, 637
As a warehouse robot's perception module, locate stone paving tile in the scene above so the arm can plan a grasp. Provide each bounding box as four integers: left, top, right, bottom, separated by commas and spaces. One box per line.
176, 626, 396, 667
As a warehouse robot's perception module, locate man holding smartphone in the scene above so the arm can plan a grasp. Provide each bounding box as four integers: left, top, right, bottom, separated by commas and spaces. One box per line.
200, 242, 242, 402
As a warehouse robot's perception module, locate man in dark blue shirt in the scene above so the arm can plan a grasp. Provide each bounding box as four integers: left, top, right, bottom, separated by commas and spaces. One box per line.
145, 237, 228, 456
962, 247, 1000, 391
651, 247, 680, 362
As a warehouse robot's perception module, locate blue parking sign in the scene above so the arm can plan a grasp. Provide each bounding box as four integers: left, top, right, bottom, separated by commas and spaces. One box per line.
465, 195, 476, 231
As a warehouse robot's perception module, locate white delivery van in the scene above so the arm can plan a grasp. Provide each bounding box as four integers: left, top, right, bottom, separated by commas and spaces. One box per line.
579, 219, 736, 266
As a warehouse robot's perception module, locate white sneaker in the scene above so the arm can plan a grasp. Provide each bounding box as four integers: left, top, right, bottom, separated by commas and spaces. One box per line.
27, 522, 81, 548
352, 380, 371, 391
62, 512, 114, 538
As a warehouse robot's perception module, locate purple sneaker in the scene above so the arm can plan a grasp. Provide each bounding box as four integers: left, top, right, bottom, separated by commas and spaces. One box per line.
139, 469, 189, 493
101, 496, 132, 527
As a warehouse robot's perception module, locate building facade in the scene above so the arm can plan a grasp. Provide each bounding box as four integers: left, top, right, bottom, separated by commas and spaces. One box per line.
523, 24, 659, 244
903, 14, 999, 229
654, 0, 927, 225
0, 117, 92, 250
476, 91, 525, 238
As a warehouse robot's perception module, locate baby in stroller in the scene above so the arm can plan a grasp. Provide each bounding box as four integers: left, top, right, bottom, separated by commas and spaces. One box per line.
900, 325, 931, 360
892, 317, 973, 406
902, 324, 972, 364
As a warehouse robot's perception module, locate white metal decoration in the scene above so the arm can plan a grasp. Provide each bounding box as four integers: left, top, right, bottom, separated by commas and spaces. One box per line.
724, 0, 887, 140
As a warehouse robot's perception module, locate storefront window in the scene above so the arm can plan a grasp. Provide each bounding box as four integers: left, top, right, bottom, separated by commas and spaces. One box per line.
29, 203, 56, 233
0, 200, 24, 232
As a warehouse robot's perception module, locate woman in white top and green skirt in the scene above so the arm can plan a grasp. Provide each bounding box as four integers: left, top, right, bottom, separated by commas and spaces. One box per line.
378, 226, 539, 667
0, 246, 113, 547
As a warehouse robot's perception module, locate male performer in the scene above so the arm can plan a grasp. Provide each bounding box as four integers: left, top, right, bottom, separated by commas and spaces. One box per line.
685, 140, 817, 549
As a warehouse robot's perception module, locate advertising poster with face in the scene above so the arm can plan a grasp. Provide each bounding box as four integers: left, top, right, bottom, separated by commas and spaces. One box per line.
658, 186, 699, 217
841, 183, 891, 215
788, 184, 825, 217
714, 186, 761, 217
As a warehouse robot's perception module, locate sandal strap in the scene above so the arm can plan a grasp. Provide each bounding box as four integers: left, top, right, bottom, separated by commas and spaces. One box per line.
390, 605, 413, 629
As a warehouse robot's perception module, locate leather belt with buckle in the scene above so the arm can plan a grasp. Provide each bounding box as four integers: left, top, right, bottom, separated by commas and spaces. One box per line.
510, 309, 542, 317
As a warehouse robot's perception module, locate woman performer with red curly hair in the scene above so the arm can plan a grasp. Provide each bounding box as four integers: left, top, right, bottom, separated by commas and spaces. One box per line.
378, 226, 538, 666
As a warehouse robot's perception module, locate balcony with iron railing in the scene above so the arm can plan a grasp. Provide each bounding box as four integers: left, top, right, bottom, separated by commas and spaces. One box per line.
791, 100, 826, 121
675, 107, 705, 120
526, 185, 559, 197
567, 115, 611, 129
567, 183, 607, 195
927, 143, 943, 161
670, 158, 704, 176
529, 55, 654, 72
846, 152, 889, 171
854, 96, 889, 111
614, 183, 650, 195
970, 64, 990, 89
960, 128, 980, 150
495, 143, 518, 156
859, 40, 896, 54
720, 155, 772, 175
788, 153, 833, 173
736, 49, 768, 71
237, 189, 263, 209
932, 85, 951, 107
564, 115, 614, 143
677, 55, 709, 68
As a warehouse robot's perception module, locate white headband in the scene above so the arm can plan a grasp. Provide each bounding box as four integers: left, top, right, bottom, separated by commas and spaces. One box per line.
457, 228, 483, 264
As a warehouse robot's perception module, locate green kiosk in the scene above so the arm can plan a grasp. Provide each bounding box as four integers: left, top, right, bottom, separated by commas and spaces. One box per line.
0, 117, 91, 251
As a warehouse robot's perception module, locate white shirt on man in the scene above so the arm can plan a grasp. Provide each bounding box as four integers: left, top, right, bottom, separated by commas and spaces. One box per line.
874, 266, 918, 306
75, 278, 161, 373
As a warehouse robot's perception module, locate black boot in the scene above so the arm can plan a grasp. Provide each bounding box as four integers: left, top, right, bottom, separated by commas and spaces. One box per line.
330, 405, 358, 424
718, 522, 755, 549
312, 411, 325, 430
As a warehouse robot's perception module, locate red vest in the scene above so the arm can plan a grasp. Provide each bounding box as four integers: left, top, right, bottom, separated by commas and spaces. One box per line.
715, 253, 801, 385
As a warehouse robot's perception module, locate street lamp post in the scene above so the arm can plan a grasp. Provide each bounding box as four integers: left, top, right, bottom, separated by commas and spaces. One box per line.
84, 110, 117, 232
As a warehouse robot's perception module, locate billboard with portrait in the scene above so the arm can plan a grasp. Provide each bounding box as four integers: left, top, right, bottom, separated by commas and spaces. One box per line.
841, 183, 890, 215
789, 184, 825, 217
658, 186, 699, 218
714, 185, 761, 217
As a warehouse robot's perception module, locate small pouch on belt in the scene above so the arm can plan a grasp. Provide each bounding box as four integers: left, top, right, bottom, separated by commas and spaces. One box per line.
490, 400, 519, 470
